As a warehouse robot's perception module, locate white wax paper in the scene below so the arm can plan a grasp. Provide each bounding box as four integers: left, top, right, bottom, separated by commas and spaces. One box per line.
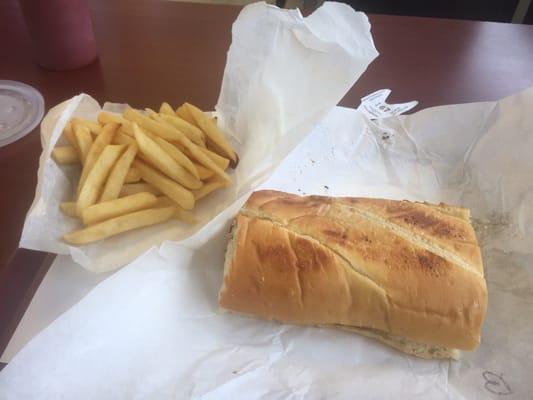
2, 86, 533, 399
18, 2, 378, 272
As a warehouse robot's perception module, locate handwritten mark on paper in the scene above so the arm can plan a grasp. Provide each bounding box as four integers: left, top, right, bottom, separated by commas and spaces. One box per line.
483, 371, 512, 395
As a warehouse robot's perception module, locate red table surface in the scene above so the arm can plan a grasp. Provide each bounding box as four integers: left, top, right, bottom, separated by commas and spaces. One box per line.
1, 0, 532, 358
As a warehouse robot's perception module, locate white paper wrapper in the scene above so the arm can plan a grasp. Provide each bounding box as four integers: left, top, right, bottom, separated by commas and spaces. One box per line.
2, 87, 533, 399
19, 2, 378, 272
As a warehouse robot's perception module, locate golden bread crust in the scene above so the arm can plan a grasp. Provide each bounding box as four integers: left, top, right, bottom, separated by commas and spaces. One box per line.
219, 190, 487, 352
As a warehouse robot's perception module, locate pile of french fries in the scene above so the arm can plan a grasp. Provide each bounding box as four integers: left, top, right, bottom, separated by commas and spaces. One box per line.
51, 102, 237, 245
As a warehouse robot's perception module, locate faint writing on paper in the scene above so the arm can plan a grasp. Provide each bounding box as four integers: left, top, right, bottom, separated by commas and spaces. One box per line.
357, 89, 418, 120
482, 371, 512, 395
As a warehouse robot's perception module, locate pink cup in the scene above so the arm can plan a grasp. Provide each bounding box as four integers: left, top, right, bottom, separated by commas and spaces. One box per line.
19, 0, 98, 70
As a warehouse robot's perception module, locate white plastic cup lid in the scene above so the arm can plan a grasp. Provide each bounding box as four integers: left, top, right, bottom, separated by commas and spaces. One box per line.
0, 80, 45, 148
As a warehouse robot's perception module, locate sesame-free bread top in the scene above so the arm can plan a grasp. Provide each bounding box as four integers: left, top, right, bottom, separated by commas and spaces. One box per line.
219, 190, 487, 353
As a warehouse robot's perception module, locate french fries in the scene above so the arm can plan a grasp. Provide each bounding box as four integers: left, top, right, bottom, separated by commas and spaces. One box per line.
60, 202, 79, 218
73, 124, 93, 164
82, 192, 158, 225
133, 124, 202, 190
146, 108, 205, 147
133, 160, 195, 210
53, 101, 237, 245
158, 113, 205, 147
52, 146, 79, 164
98, 112, 128, 126
120, 183, 161, 196
125, 167, 141, 183
123, 108, 186, 142
194, 163, 215, 180
64, 207, 175, 245
159, 102, 175, 116
182, 140, 231, 183
100, 144, 138, 202
62, 122, 80, 155
77, 144, 125, 211
198, 146, 230, 170
113, 130, 136, 146
124, 108, 230, 183
99, 112, 138, 135
152, 136, 199, 179
155, 196, 196, 224
71, 118, 101, 135
185, 103, 237, 162
77, 122, 119, 195
192, 177, 227, 201
175, 104, 196, 125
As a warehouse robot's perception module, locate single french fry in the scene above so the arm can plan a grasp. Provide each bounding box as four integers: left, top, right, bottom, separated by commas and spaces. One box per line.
77, 145, 125, 212
100, 144, 138, 202
159, 102, 175, 115
60, 202, 79, 218
81, 192, 158, 225
154, 196, 176, 208
152, 136, 199, 179
194, 163, 215, 180
192, 178, 227, 200
184, 103, 236, 162
206, 139, 239, 169
73, 124, 93, 164
173, 207, 196, 224
77, 123, 119, 196
133, 160, 195, 210
175, 104, 196, 125
71, 118, 101, 135
198, 146, 230, 170
155, 196, 196, 224
132, 123, 202, 190
124, 167, 141, 183
123, 108, 231, 183
52, 146, 79, 164
98, 112, 128, 126
159, 113, 205, 147
120, 183, 161, 197
145, 108, 158, 117
63, 122, 80, 155
64, 207, 175, 245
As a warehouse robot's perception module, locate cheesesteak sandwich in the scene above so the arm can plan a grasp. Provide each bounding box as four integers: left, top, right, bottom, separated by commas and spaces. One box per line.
218, 190, 487, 359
